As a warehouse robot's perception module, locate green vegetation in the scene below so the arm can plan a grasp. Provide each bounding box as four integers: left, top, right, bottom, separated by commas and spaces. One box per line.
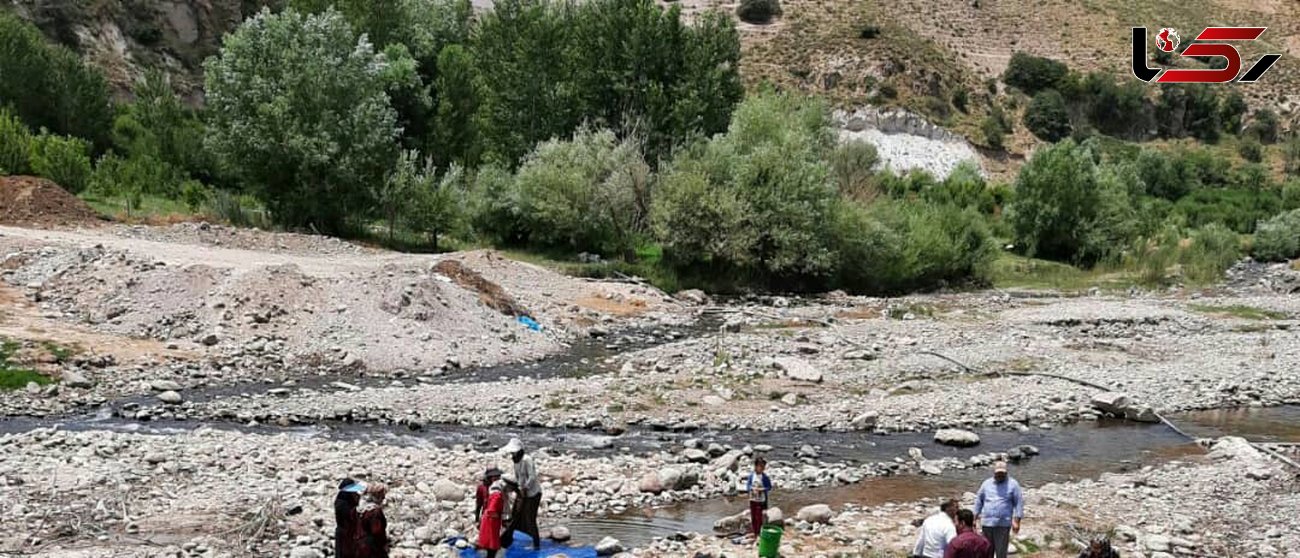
1188, 304, 1288, 321
0, 339, 54, 391
1003, 52, 1068, 95
1253, 209, 1300, 262
1024, 90, 1071, 142
737, 0, 782, 24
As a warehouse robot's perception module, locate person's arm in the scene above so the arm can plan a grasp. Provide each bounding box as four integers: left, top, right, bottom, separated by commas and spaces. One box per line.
762, 474, 772, 494
1011, 481, 1024, 533
944, 521, 957, 543
745, 473, 753, 494
974, 481, 985, 518
914, 522, 928, 557
943, 537, 958, 558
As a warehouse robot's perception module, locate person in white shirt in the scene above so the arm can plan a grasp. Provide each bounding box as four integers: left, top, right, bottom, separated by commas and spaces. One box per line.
912, 498, 959, 558
501, 438, 543, 550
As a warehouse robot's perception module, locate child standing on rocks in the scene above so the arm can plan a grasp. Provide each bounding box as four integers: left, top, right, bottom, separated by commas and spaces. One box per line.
747, 456, 773, 537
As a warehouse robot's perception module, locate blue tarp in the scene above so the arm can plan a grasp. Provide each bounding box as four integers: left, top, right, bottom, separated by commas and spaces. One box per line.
454, 533, 597, 558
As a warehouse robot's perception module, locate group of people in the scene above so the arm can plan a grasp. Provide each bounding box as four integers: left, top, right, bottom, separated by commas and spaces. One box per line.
334, 479, 390, 558
911, 461, 1115, 558
474, 438, 544, 557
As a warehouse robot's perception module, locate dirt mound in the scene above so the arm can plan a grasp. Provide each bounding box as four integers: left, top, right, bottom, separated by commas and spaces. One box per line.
0, 176, 103, 226
433, 259, 527, 317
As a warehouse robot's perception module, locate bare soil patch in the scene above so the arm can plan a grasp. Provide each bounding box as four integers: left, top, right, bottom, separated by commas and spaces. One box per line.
0, 176, 104, 227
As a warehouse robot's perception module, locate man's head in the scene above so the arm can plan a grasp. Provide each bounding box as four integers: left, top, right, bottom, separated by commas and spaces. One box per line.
956, 509, 976, 529
940, 498, 959, 518
754, 456, 767, 474
993, 461, 1009, 483
502, 438, 525, 462
365, 483, 388, 505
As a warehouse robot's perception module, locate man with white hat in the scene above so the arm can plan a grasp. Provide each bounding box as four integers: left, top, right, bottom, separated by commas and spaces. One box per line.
502, 438, 542, 550
974, 461, 1023, 558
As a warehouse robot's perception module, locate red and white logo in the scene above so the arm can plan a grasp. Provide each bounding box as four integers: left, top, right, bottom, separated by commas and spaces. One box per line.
1155, 28, 1180, 52
1132, 26, 1280, 83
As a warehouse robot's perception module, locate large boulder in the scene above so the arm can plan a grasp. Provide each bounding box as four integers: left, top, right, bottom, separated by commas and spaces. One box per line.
157, 391, 183, 405
713, 510, 748, 533
851, 411, 878, 429
934, 428, 981, 447
432, 479, 466, 501
595, 537, 624, 556
550, 525, 572, 542
150, 379, 182, 392
773, 357, 824, 383
1091, 392, 1130, 415
638, 472, 664, 494
683, 449, 710, 463
1125, 405, 1161, 423
796, 504, 833, 524
61, 370, 93, 389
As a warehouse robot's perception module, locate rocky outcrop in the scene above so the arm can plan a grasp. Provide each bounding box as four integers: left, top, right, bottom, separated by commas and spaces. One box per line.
832, 107, 983, 180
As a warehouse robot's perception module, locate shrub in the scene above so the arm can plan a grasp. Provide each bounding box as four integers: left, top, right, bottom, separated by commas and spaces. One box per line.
859, 25, 881, 39
1009, 140, 1114, 263
829, 140, 880, 202
1220, 92, 1247, 135
1283, 180, 1300, 211
653, 91, 838, 284
28, 133, 92, 193
396, 153, 467, 250
1247, 109, 1281, 144
0, 109, 32, 175
1238, 136, 1264, 163
1024, 90, 1072, 142
514, 128, 650, 257
830, 199, 994, 293
204, 8, 400, 234
1173, 188, 1281, 233
113, 71, 211, 181
981, 116, 1006, 150
179, 180, 211, 212
468, 163, 526, 245
952, 87, 969, 114
1183, 224, 1242, 284
1081, 72, 1151, 140
1285, 135, 1300, 176
1156, 84, 1222, 142
1003, 52, 1068, 94
1252, 209, 1300, 262
737, 0, 782, 23
89, 154, 153, 216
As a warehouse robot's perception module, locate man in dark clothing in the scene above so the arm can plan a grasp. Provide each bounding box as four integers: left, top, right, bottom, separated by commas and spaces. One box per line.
476, 467, 504, 523
945, 509, 993, 558
1078, 536, 1120, 558
335, 478, 366, 558
356, 483, 389, 558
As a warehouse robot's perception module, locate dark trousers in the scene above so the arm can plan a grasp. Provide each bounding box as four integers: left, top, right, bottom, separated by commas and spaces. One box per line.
515, 493, 543, 548
982, 525, 1012, 558
749, 500, 767, 536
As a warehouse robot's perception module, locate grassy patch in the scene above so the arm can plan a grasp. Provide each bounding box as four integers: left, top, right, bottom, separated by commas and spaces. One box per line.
886, 303, 934, 319
81, 192, 197, 223
0, 339, 54, 390
991, 253, 1134, 291
1188, 303, 1288, 321
40, 340, 79, 363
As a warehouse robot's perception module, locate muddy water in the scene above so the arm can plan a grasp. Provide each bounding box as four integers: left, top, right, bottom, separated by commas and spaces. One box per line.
561, 406, 1300, 548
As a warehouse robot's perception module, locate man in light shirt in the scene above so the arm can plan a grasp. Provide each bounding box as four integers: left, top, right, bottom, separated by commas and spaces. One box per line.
502, 438, 543, 550
974, 461, 1024, 558
912, 498, 959, 558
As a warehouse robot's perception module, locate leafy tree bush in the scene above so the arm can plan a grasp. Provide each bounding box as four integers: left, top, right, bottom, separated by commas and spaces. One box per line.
1024, 90, 1072, 142
514, 128, 650, 257
112, 71, 210, 184
468, 163, 527, 245
408, 163, 467, 251
90, 154, 162, 216
1182, 224, 1242, 284
652, 91, 838, 285
1283, 180, 1300, 211
1252, 209, 1300, 262
0, 109, 32, 175
1080, 72, 1151, 140
736, 0, 782, 23
432, 44, 480, 167
203, 8, 400, 234
829, 140, 880, 202
1173, 188, 1280, 233
1156, 84, 1223, 142
1285, 135, 1300, 176
1238, 136, 1264, 163
1002, 52, 1068, 94
830, 200, 994, 293
28, 132, 92, 193
0, 13, 113, 150
1009, 140, 1107, 263
1220, 92, 1247, 135
1247, 109, 1281, 144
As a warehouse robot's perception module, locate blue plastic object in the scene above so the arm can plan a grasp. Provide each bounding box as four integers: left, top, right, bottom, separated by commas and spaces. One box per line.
455, 532, 596, 558
517, 315, 543, 332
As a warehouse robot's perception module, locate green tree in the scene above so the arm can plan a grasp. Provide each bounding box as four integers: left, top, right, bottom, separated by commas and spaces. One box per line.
736, 0, 782, 24
112, 71, 210, 188
28, 132, 92, 193
1003, 52, 1068, 94
1220, 91, 1247, 135
828, 140, 880, 202
407, 160, 467, 251
514, 128, 650, 257
203, 8, 400, 234
1024, 90, 1072, 142
0, 12, 113, 150
1009, 139, 1101, 262
652, 91, 838, 283
0, 109, 32, 175
1284, 135, 1300, 176
1156, 84, 1222, 142
1247, 109, 1281, 144
1252, 209, 1300, 262
432, 44, 480, 167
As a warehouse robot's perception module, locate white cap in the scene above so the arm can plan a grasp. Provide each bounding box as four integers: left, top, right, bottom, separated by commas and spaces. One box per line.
501, 438, 524, 454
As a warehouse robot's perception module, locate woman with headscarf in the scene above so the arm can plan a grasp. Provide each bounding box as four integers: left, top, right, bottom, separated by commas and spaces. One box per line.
477, 475, 517, 557
356, 483, 390, 558
335, 478, 366, 558
1078, 536, 1120, 558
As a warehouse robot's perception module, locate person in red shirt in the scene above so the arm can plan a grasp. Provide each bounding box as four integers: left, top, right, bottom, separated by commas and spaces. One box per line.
475, 467, 503, 523
945, 509, 993, 558
356, 483, 390, 558
477, 475, 517, 557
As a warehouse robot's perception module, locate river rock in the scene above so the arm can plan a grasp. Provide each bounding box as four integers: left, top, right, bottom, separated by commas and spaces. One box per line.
432, 479, 466, 501
1091, 392, 1130, 415
765, 507, 784, 524
701, 395, 725, 406
550, 525, 572, 542
773, 357, 824, 383
157, 391, 183, 405
289, 548, 323, 558
150, 380, 182, 392
1125, 405, 1161, 423
413, 526, 435, 542
908, 447, 925, 462
638, 472, 664, 494
796, 504, 833, 524
706, 443, 726, 457
919, 461, 944, 475
780, 393, 799, 406
712, 450, 743, 472
675, 289, 709, 305
595, 537, 624, 556
1145, 534, 1172, 552
1246, 468, 1272, 481
851, 411, 878, 429
61, 370, 93, 389
934, 428, 980, 447
683, 449, 709, 463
